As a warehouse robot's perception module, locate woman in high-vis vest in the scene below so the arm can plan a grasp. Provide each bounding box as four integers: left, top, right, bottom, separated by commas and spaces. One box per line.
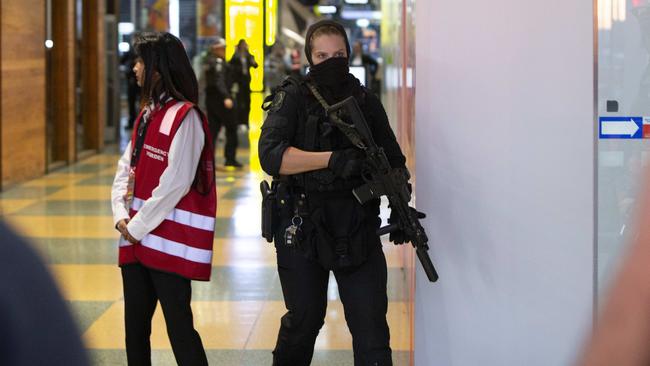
110, 32, 216, 366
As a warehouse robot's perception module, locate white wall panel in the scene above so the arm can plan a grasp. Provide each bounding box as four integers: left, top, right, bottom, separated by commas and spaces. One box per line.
413, 1, 595, 365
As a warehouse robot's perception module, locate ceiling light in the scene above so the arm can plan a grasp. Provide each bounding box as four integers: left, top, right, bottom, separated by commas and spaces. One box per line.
316, 5, 337, 14
119, 42, 130, 53
356, 19, 370, 28
340, 10, 382, 20
118, 22, 135, 35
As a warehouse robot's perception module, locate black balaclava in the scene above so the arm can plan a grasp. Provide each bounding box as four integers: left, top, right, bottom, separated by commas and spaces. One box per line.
304, 20, 361, 102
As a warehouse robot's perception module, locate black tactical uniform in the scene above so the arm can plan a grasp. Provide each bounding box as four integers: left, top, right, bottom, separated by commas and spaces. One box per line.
203, 51, 238, 164
258, 20, 407, 366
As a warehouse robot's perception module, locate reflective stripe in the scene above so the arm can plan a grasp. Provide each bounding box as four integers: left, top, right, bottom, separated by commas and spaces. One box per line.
132, 197, 215, 231
159, 102, 185, 135
119, 234, 212, 264
141, 234, 212, 264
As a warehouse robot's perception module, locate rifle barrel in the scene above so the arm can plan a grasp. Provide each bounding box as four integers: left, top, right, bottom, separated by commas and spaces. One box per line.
417, 247, 439, 282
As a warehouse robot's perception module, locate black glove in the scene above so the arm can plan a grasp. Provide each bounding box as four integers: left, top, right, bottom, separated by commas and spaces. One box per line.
388, 207, 426, 245
328, 148, 365, 179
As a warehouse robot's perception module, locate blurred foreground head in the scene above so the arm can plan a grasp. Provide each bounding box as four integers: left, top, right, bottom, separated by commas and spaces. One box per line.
0, 221, 88, 365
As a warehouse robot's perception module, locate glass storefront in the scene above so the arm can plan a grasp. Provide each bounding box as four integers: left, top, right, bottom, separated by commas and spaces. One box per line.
597, 0, 650, 293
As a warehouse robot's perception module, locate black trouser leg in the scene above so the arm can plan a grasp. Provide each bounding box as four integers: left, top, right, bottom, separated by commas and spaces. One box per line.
224, 121, 238, 162
335, 246, 392, 366
236, 89, 251, 126
273, 245, 330, 366
149, 268, 208, 366
206, 93, 221, 148
207, 107, 222, 150
207, 96, 238, 162
212, 118, 223, 156
121, 264, 158, 366
243, 94, 251, 126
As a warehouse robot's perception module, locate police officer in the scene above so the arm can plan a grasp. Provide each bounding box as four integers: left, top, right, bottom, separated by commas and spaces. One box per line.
203, 38, 240, 167
259, 20, 410, 366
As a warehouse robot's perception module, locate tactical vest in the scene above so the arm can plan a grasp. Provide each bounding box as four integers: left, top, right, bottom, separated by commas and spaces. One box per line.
264, 76, 365, 193
263, 76, 381, 271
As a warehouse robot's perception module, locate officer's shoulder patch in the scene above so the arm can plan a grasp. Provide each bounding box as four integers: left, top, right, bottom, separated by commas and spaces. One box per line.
261, 90, 286, 112
268, 90, 286, 113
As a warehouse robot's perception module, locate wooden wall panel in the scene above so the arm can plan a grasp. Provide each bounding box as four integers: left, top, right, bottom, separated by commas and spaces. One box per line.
1, 0, 46, 188
81, 0, 106, 151
52, 0, 76, 163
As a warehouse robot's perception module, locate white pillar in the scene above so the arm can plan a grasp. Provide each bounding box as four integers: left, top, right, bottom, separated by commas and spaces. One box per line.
413, 1, 595, 365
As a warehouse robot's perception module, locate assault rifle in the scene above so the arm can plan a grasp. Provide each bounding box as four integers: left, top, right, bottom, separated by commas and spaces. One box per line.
325, 95, 439, 283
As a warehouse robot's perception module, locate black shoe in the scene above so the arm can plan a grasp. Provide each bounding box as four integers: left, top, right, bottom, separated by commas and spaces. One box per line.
225, 160, 243, 168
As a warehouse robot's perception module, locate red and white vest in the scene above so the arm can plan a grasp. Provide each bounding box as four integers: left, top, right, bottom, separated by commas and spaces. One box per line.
119, 100, 216, 281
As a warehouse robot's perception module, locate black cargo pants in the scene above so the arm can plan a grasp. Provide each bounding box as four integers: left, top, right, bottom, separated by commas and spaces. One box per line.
272, 240, 393, 366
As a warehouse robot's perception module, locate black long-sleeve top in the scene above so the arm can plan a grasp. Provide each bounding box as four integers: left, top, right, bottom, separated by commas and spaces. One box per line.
229, 51, 258, 87
203, 54, 231, 99
258, 79, 406, 178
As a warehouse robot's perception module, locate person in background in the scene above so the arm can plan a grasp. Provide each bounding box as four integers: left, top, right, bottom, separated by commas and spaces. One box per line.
350, 41, 379, 91
229, 39, 258, 130
203, 38, 239, 167
111, 32, 216, 366
265, 42, 290, 92
289, 45, 303, 78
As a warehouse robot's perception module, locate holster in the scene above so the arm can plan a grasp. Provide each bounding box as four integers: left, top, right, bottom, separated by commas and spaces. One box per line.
260, 180, 277, 243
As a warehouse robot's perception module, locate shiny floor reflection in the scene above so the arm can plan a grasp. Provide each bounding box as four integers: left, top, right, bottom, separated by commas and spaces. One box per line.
0, 140, 412, 365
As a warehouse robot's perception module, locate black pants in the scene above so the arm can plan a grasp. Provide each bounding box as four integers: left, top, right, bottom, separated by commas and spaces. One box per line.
235, 87, 251, 127
272, 244, 392, 366
206, 93, 237, 162
121, 263, 208, 366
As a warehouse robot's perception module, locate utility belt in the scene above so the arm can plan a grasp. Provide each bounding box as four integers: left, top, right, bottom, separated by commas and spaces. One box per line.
261, 179, 304, 243
261, 178, 373, 271
262, 179, 350, 240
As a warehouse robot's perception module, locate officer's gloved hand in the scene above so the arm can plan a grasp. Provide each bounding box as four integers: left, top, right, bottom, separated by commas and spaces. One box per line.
388, 207, 426, 245
328, 148, 364, 179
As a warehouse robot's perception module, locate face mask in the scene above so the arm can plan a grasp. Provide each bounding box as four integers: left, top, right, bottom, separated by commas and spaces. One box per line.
308, 57, 350, 86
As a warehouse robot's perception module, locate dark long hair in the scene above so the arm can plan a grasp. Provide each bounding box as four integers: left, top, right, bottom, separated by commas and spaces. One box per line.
132, 32, 198, 106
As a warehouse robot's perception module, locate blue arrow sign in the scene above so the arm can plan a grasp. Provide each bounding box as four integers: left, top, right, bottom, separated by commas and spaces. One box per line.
599, 117, 643, 139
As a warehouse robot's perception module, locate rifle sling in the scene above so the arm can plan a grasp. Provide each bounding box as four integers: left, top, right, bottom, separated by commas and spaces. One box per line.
305, 82, 366, 149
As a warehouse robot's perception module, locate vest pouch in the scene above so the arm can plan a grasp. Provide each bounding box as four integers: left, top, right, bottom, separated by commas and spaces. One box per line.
310, 197, 372, 271
303, 169, 336, 192
260, 180, 277, 243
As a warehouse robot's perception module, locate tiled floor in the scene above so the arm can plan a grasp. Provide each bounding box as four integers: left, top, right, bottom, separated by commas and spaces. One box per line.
0, 96, 412, 365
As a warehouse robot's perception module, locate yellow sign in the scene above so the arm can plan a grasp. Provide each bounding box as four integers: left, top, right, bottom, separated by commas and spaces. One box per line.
265, 0, 277, 46
225, 0, 264, 92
